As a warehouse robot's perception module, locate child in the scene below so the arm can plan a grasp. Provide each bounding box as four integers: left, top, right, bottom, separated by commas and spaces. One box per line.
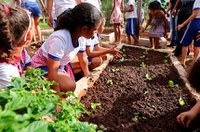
122, 0, 139, 45
18, 0, 46, 42
109, 0, 124, 44
71, 17, 122, 73
143, 1, 168, 49
47, 0, 81, 27
177, 57, 200, 128
0, 3, 32, 87
177, 0, 200, 67
31, 3, 102, 96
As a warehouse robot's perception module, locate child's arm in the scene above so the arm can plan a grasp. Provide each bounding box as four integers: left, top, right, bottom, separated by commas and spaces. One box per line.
77, 52, 90, 77
177, 100, 200, 127
171, 0, 180, 17
47, 58, 61, 95
46, 0, 53, 27
143, 13, 152, 31
38, 0, 46, 14
87, 45, 121, 57
177, 9, 199, 31
122, 5, 134, 13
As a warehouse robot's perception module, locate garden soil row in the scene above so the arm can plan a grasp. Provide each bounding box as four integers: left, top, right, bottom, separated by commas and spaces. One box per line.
80, 46, 200, 132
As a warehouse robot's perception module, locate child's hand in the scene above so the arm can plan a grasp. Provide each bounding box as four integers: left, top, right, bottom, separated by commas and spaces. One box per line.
177, 24, 184, 31
176, 111, 196, 128
109, 46, 122, 56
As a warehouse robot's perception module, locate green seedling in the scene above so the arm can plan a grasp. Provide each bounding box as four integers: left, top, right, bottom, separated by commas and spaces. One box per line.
32, 45, 36, 50
145, 74, 152, 81
106, 79, 113, 86
143, 49, 149, 55
122, 49, 126, 52
144, 90, 149, 95
91, 103, 101, 110
163, 59, 168, 63
140, 55, 146, 59
140, 62, 146, 68
99, 125, 107, 131
132, 112, 140, 122
111, 68, 120, 72
179, 97, 185, 106
123, 54, 127, 57
168, 80, 174, 88
120, 57, 125, 62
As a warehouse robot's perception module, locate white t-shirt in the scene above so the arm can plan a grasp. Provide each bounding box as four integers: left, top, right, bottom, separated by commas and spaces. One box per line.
85, 34, 100, 51
84, 0, 101, 10
0, 63, 20, 88
126, 0, 137, 19
54, 0, 77, 17
31, 29, 86, 68
193, 0, 200, 18
22, 0, 36, 2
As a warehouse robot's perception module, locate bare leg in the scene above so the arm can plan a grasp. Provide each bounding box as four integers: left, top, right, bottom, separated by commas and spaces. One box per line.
180, 45, 188, 67
89, 57, 102, 69
31, 17, 36, 42
154, 38, 159, 49
116, 24, 121, 43
191, 47, 200, 66
113, 24, 118, 43
34, 16, 42, 41
149, 37, 154, 49
131, 34, 139, 44
127, 34, 131, 44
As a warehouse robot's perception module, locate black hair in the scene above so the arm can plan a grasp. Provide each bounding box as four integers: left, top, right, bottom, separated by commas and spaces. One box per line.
148, 1, 166, 14
0, 3, 30, 61
187, 58, 200, 92
55, 3, 102, 33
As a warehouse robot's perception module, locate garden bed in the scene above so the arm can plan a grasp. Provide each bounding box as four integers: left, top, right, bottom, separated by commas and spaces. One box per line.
80, 45, 200, 131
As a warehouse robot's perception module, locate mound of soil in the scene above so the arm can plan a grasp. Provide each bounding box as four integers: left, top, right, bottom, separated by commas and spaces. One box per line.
80, 46, 200, 131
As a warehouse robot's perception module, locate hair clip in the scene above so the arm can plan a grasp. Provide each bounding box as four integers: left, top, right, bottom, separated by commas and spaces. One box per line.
0, 2, 9, 14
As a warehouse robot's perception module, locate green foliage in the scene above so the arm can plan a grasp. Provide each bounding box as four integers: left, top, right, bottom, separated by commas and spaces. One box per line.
168, 80, 179, 88
140, 62, 146, 68
106, 80, 113, 86
0, 68, 97, 131
91, 103, 101, 110
111, 68, 120, 72
145, 74, 152, 81
179, 97, 185, 106
132, 112, 140, 122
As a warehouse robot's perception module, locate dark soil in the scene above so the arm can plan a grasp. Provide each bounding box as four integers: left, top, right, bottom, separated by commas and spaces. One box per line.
80, 46, 200, 131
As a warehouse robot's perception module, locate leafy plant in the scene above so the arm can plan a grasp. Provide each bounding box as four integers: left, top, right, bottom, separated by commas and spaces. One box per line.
106, 80, 113, 86
163, 59, 168, 63
140, 62, 146, 68
122, 49, 126, 52
91, 103, 101, 110
0, 68, 97, 131
144, 90, 149, 95
145, 74, 152, 81
132, 112, 140, 122
179, 97, 185, 106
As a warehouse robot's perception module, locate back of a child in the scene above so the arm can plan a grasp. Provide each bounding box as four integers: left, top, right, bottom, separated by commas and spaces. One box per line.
0, 3, 32, 87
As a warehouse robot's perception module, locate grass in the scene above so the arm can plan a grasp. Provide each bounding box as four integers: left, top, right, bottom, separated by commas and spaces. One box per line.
39, 21, 50, 28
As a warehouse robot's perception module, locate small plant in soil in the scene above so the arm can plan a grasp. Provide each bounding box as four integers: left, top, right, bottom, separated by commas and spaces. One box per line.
140, 55, 146, 59
179, 97, 185, 106
144, 90, 149, 95
91, 103, 101, 110
111, 68, 120, 72
106, 79, 113, 86
132, 112, 140, 122
123, 54, 127, 57
143, 49, 149, 55
140, 62, 146, 68
163, 55, 169, 63
122, 49, 126, 52
168, 80, 179, 88
120, 57, 125, 62
145, 74, 152, 81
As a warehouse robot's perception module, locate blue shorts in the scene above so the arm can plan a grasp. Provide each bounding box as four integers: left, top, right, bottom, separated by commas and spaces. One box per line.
21, 1, 42, 18
126, 18, 137, 35
181, 18, 200, 47
88, 57, 92, 65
